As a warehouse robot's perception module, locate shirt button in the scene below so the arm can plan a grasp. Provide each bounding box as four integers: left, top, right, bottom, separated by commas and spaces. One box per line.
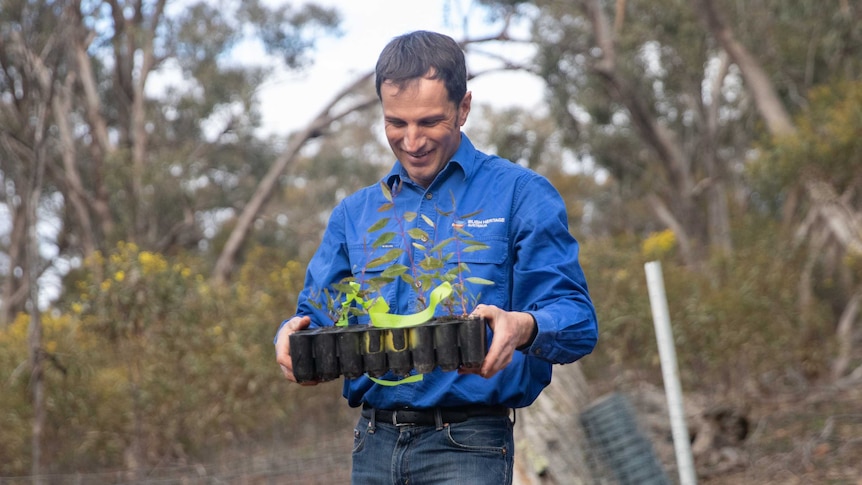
534, 348, 542, 356
425, 193, 433, 200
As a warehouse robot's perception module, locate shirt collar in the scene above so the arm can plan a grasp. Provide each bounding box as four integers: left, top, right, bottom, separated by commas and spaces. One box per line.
385, 133, 478, 188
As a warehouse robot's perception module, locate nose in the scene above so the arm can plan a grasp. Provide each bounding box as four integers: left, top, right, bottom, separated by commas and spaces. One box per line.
402, 124, 424, 152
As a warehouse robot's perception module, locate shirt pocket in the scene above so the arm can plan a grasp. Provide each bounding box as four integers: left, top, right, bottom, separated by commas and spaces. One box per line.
441, 235, 509, 311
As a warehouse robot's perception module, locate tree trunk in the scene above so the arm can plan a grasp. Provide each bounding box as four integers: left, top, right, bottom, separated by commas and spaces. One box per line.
692, 0, 796, 137
69, 5, 116, 244
513, 363, 594, 484
211, 72, 377, 284
26, 79, 50, 485
0, 204, 29, 326
832, 292, 860, 381
581, 0, 701, 264
703, 51, 734, 256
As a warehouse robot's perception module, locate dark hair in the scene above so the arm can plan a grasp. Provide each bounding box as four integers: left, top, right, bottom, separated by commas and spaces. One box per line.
375, 30, 467, 105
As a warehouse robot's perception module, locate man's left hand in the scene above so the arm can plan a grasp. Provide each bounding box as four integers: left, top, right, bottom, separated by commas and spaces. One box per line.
462, 305, 535, 378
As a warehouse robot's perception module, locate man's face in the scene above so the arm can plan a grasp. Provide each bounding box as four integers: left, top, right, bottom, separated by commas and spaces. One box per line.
380, 76, 471, 188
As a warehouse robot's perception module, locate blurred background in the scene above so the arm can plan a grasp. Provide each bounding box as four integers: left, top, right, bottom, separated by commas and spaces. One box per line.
1, 0, 860, 483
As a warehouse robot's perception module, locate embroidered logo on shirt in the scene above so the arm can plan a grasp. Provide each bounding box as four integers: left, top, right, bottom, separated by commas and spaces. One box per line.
466, 217, 505, 229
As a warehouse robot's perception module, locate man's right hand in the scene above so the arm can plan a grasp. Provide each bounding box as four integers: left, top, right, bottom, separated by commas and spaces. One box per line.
275, 315, 317, 385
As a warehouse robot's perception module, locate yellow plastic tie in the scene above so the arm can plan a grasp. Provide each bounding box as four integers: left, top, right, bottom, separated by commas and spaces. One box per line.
368, 374, 424, 386
363, 282, 453, 386
369, 282, 452, 328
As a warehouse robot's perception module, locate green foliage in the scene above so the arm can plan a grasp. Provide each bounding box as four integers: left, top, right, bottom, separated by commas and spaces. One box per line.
374, 181, 493, 316
0, 243, 313, 475
580, 214, 833, 398
313, 181, 494, 324
749, 80, 862, 213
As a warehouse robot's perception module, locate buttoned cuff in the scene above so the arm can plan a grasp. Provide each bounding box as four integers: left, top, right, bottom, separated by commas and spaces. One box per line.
516, 313, 539, 352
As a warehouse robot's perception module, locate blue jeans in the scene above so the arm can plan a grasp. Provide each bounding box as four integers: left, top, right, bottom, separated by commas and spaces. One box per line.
351, 413, 515, 485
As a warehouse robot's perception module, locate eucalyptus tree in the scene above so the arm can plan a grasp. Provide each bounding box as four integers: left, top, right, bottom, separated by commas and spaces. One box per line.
0, 0, 339, 319
0, 0, 340, 476
481, 0, 858, 264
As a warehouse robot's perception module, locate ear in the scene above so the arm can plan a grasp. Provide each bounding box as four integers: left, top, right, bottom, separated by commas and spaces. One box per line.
458, 91, 472, 126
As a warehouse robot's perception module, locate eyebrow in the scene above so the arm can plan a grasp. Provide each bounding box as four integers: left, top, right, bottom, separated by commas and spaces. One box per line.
385, 114, 446, 124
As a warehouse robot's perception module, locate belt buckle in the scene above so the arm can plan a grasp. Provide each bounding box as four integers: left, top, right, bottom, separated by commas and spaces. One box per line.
392, 410, 410, 426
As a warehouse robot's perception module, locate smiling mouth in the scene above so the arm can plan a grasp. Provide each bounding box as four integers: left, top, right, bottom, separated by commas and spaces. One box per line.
407, 149, 432, 159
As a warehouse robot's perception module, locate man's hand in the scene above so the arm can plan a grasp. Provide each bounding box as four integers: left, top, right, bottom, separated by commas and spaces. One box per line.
275, 315, 318, 385
462, 305, 536, 379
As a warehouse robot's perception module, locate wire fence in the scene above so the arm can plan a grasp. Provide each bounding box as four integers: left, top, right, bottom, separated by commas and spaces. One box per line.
0, 437, 352, 485
2, 393, 677, 485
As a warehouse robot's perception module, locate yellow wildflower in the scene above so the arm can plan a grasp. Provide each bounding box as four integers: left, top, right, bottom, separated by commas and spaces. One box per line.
642, 229, 676, 259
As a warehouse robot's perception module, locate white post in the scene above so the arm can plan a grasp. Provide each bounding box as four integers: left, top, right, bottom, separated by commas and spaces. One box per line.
644, 261, 698, 485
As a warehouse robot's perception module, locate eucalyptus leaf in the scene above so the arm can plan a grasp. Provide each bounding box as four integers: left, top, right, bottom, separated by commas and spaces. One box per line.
380, 181, 392, 201
381, 264, 408, 278
371, 232, 395, 248
367, 218, 390, 232
366, 248, 402, 268
407, 228, 430, 240
429, 238, 455, 253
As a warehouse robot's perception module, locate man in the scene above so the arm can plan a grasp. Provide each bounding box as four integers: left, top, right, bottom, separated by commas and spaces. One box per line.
275, 30, 598, 484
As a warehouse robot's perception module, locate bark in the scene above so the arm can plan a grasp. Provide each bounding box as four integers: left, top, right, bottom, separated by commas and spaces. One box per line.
53, 73, 97, 256
0, 31, 54, 325
702, 51, 734, 256
21, 34, 52, 484
692, 0, 796, 137
69, 5, 115, 242
832, 292, 860, 381
793, 181, 862, 382
513, 363, 594, 485
0, 204, 29, 325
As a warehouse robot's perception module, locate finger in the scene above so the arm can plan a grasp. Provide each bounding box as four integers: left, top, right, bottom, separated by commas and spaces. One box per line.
480, 339, 504, 378
276, 316, 310, 383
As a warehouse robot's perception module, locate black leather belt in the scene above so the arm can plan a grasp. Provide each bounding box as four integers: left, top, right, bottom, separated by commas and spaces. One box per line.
361, 403, 509, 426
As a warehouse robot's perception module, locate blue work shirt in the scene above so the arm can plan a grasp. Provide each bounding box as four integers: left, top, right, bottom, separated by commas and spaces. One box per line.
281, 133, 597, 409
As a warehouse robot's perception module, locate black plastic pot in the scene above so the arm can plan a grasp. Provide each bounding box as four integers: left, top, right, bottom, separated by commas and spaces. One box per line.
288, 330, 316, 383
362, 327, 388, 377
409, 325, 436, 374
287, 317, 488, 382
458, 317, 487, 369
385, 328, 412, 376
432, 319, 461, 372
312, 327, 340, 382
337, 326, 365, 378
